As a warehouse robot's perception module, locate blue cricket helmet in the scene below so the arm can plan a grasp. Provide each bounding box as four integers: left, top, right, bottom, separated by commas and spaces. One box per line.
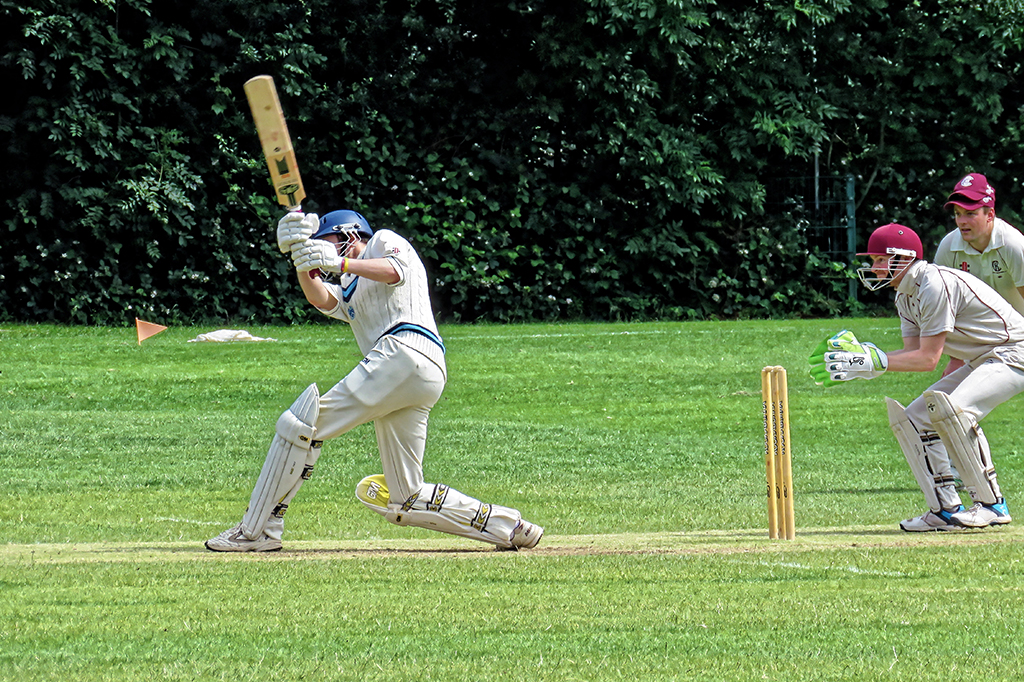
312, 210, 374, 241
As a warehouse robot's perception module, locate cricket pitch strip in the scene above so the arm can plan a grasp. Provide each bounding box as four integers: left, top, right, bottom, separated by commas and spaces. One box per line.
2, 525, 1021, 564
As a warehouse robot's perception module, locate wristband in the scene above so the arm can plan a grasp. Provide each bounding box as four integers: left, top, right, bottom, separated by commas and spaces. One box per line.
341, 257, 349, 274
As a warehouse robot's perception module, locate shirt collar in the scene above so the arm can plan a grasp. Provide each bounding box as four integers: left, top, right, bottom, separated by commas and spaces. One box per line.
895, 260, 929, 296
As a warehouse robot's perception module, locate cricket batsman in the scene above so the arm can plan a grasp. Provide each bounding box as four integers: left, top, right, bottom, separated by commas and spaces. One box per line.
809, 223, 1024, 531
207, 209, 544, 551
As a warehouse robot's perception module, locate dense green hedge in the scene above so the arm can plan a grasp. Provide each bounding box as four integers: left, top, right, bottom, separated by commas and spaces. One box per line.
3, 0, 1023, 324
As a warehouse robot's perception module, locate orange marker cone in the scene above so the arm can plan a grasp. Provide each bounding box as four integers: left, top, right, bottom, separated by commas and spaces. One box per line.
136, 318, 168, 345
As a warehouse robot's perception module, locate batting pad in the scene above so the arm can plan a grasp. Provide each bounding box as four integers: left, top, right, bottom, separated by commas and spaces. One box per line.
925, 390, 1001, 505
241, 383, 320, 539
887, 398, 961, 511
355, 474, 390, 514
263, 440, 322, 541
358, 477, 521, 548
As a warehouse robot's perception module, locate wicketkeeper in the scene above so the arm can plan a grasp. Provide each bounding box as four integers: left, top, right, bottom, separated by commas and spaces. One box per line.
207, 210, 543, 551
809, 223, 1024, 531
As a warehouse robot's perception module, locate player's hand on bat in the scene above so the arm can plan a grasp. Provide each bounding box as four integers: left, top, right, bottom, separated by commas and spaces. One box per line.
292, 240, 344, 273
808, 330, 888, 385
277, 212, 319, 254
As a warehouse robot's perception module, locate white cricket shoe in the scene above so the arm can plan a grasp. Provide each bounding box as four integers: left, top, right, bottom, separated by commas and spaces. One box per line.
899, 508, 961, 532
951, 500, 1011, 528
205, 523, 282, 552
507, 519, 544, 550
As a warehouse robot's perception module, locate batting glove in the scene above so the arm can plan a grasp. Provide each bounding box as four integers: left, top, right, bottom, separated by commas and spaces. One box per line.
292, 240, 344, 273
276, 212, 319, 255
809, 331, 888, 386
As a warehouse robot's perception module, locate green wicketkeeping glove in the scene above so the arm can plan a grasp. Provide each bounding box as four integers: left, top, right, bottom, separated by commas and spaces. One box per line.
808, 330, 888, 386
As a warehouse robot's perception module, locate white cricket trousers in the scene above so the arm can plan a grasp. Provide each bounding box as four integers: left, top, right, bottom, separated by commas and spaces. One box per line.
903, 351, 1024, 505
905, 353, 1024, 431
315, 334, 523, 547
317, 334, 444, 503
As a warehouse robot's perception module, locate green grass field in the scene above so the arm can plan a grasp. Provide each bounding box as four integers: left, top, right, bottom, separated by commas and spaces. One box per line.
2, 320, 1023, 681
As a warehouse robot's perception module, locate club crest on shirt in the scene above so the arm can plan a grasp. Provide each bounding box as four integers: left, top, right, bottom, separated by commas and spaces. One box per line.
992, 260, 1004, 273
959, 262, 970, 272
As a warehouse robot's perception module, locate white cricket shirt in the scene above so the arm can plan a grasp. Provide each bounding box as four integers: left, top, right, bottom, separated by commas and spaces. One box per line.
320, 229, 446, 375
895, 260, 1024, 363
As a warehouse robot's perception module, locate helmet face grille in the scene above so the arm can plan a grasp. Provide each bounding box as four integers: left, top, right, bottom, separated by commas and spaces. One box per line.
857, 252, 915, 291
333, 223, 363, 236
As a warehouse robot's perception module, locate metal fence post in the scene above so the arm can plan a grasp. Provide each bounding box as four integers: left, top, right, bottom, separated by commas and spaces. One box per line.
846, 174, 857, 302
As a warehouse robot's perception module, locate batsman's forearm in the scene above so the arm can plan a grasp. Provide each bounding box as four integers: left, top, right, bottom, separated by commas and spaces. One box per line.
345, 257, 400, 284
298, 271, 338, 310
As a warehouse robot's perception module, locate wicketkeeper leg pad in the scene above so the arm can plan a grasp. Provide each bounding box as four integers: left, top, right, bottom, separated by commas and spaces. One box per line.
924, 390, 1001, 505
241, 383, 320, 540
355, 476, 520, 548
887, 398, 961, 511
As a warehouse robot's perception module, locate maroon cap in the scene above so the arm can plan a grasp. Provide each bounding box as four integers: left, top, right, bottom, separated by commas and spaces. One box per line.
944, 173, 995, 211
857, 223, 923, 259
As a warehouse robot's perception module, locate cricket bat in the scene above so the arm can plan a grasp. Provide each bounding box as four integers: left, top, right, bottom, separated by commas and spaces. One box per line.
243, 75, 306, 210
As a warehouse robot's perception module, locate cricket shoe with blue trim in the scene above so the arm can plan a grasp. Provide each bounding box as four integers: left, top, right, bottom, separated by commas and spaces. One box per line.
899, 507, 963, 532
951, 500, 1011, 528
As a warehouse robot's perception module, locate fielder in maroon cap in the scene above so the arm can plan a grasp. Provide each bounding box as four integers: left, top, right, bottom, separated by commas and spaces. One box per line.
934, 173, 1024, 376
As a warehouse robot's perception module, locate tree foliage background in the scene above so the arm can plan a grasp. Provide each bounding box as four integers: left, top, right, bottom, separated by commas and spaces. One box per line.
2, 0, 1023, 324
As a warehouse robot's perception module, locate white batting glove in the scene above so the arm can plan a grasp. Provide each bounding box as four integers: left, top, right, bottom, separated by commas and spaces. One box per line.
292, 240, 344, 273
276, 212, 319, 254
